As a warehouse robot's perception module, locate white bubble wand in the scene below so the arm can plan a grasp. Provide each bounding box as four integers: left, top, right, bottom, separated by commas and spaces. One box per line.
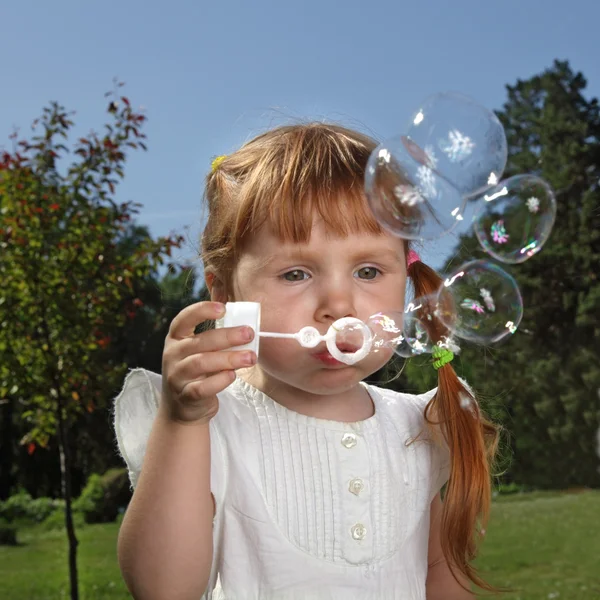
216, 302, 373, 365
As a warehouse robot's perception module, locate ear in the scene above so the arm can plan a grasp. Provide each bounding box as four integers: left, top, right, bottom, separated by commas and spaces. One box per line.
205, 270, 228, 304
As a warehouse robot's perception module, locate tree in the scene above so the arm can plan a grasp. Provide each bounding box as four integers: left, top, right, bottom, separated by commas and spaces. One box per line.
407, 60, 600, 488
0, 83, 184, 600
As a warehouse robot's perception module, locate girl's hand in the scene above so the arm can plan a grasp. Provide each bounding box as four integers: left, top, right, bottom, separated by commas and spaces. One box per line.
161, 301, 256, 424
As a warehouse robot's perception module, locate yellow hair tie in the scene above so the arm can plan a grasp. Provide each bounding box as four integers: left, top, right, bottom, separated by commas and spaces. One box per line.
211, 155, 227, 172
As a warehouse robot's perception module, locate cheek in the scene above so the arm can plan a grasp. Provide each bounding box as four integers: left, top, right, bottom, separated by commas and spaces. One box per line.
259, 303, 304, 334
257, 337, 304, 369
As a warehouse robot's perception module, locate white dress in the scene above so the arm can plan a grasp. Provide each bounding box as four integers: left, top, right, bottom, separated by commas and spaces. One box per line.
113, 369, 450, 600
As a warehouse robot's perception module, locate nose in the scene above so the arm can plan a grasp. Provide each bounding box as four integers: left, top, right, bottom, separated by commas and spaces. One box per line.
314, 277, 357, 325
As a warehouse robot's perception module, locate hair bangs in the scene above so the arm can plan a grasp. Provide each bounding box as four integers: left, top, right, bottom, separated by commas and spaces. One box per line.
237, 124, 383, 246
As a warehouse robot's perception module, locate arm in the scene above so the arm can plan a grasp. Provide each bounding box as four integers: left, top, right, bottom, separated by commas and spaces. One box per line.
117, 404, 214, 600
426, 493, 475, 600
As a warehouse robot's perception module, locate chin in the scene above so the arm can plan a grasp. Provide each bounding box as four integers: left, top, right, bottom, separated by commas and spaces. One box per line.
259, 348, 392, 392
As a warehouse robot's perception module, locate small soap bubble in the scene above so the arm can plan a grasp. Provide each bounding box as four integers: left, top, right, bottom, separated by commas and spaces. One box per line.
367, 309, 431, 358
473, 175, 556, 264
395, 308, 432, 358
406, 92, 508, 199
365, 135, 465, 240
367, 311, 405, 353
396, 294, 447, 357
333, 321, 367, 355
436, 260, 523, 344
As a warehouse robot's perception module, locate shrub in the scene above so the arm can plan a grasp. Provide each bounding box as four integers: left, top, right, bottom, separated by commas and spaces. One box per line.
41, 509, 85, 531
0, 490, 64, 524
101, 468, 132, 519
495, 481, 531, 495
73, 474, 104, 523
0, 522, 17, 545
74, 468, 131, 524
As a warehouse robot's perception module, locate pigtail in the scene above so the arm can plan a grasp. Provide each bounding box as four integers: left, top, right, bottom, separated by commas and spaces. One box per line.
409, 258, 500, 592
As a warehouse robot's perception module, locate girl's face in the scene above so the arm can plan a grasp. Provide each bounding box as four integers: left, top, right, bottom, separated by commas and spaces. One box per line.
227, 217, 407, 400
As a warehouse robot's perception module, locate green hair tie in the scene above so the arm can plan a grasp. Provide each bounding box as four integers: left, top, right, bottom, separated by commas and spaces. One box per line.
432, 346, 454, 370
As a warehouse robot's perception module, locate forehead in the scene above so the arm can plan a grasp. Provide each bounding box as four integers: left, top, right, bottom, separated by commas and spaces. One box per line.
241, 219, 406, 262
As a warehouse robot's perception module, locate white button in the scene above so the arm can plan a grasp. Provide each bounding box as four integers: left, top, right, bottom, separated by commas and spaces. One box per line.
351, 523, 367, 540
341, 433, 357, 449
349, 478, 365, 496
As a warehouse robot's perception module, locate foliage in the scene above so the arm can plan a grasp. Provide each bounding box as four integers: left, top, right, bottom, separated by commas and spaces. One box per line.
0, 81, 188, 599
0, 86, 184, 451
406, 60, 600, 488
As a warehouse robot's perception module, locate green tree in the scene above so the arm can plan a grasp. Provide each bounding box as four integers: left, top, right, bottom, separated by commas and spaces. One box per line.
408, 60, 600, 489
0, 84, 184, 599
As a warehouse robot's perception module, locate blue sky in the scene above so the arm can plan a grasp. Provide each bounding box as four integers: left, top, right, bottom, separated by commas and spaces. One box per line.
1, 0, 598, 276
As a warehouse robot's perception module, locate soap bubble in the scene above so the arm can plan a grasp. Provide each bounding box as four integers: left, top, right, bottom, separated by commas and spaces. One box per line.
395, 298, 435, 357
364, 135, 465, 240
333, 320, 369, 354
473, 175, 557, 264
406, 92, 508, 198
367, 310, 428, 358
367, 311, 406, 354
436, 260, 523, 344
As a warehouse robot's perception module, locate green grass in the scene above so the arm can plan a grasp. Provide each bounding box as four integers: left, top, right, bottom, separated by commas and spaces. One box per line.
0, 521, 130, 600
476, 489, 600, 599
0, 490, 598, 599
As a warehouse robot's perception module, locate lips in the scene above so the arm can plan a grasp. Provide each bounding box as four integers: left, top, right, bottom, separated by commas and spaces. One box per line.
312, 342, 361, 368
311, 343, 359, 356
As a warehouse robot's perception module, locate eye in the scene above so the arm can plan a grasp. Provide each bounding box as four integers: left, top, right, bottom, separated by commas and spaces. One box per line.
355, 266, 381, 280
282, 269, 309, 282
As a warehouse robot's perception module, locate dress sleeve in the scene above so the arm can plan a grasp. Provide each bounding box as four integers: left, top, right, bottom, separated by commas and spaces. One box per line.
113, 368, 162, 488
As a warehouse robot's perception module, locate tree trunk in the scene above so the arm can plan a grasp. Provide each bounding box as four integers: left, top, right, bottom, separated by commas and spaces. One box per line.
57, 406, 79, 600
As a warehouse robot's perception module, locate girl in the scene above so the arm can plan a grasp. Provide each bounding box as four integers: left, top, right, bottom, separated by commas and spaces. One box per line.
114, 123, 499, 600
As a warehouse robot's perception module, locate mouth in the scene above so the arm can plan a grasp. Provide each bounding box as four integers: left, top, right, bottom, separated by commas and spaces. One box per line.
312, 343, 360, 366
336, 345, 360, 354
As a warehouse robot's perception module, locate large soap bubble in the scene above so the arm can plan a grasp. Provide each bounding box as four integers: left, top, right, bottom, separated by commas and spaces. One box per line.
473, 174, 557, 264
406, 92, 508, 199
364, 135, 465, 240
436, 260, 523, 344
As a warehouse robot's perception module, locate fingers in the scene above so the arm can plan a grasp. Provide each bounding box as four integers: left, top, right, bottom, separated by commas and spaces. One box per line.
162, 301, 258, 423
171, 349, 257, 391
180, 370, 238, 403
168, 301, 226, 340
163, 326, 254, 362
169, 324, 254, 361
